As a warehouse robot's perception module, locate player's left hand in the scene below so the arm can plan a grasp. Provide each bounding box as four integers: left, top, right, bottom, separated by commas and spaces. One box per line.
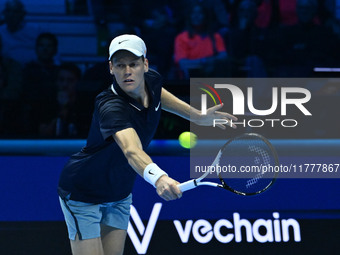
197, 104, 237, 129
155, 175, 182, 201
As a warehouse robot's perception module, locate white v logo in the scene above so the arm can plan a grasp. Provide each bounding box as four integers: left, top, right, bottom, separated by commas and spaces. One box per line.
155, 101, 161, 111
127, 203, 162, 254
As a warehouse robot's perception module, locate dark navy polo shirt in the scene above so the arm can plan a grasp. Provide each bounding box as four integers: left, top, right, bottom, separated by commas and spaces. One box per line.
58, 69, 162, 203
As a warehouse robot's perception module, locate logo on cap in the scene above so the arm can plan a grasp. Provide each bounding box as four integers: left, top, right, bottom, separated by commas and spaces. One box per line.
118, 40, 129, 44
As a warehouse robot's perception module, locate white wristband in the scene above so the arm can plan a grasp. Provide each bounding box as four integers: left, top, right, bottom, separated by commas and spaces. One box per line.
143, 163, 168, 188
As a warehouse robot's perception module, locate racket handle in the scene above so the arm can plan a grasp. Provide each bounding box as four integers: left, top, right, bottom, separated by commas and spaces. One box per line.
178, 180, 197, 192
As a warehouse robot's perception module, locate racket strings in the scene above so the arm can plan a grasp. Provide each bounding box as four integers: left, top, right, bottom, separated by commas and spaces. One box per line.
218, 134, 278, 195
248, 145, 271, 165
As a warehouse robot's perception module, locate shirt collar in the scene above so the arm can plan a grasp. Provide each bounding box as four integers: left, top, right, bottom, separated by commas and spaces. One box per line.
111, 80, 153, 111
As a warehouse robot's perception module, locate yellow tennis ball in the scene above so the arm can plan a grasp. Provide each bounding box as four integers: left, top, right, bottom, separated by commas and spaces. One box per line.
179, 132, 197, 149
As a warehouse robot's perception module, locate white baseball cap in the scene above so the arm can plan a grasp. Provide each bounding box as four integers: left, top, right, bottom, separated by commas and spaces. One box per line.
108, 34, 147, 60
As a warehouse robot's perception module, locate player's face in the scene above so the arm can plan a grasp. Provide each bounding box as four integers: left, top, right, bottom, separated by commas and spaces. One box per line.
109, 51, 149, 95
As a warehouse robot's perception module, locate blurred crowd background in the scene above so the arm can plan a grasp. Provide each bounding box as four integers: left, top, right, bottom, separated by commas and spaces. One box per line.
0, 0, 340, 140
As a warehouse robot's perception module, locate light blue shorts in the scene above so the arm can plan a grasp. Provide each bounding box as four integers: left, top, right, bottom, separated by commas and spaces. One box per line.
59, 194, 132, 240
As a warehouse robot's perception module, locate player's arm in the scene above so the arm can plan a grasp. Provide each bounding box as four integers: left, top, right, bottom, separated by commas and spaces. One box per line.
113, 127, 182, 200
161, 88, 237, 129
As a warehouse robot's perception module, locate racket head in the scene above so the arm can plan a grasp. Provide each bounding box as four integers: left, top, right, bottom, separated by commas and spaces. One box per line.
214, 133, 279, 196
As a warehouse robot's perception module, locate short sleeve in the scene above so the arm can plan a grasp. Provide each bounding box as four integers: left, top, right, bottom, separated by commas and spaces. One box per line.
97, 97, 133, 141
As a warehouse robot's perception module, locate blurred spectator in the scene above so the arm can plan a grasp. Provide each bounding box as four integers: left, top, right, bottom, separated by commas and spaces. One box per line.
88, 0, 142, 56
273, 0, 298, 26
0, 0, 43, 65
254, 0, 330, 28
327, 18, 340, 40
254, 0, 272, 28
22, 32, 60, 136
177, 0, 230, 32
271, 0, 338, 77
39, 63, 82, 138
141, 4, 177, 77
81, 61, 111, 96
0, 35, 23, 137
174, 3, 228, 79
78, 60, 112, 136
23, 32, 59, 93
227, 0, 298, 28
88, 0, 145, 33
226, 0, 268, 77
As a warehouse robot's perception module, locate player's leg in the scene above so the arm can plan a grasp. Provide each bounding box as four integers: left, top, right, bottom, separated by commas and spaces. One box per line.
99, 194, 132, 255
70, 235, 104, 255
101, 225, 127, 255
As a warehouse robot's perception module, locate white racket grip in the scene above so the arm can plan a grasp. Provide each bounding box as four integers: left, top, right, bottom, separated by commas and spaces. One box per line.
178, 180, 197, 192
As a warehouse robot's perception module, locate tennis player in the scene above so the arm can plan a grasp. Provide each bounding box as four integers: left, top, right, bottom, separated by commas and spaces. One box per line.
58, 34, 236, 255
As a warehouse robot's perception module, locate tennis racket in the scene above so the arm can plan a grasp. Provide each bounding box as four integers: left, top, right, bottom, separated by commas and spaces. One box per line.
178, 133, 279, 196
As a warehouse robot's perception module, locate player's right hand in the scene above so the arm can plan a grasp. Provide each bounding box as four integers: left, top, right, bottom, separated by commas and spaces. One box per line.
155, 175, 182, 201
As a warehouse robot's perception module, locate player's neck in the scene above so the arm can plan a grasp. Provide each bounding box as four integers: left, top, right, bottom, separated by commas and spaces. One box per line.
127, 81, 149, 108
